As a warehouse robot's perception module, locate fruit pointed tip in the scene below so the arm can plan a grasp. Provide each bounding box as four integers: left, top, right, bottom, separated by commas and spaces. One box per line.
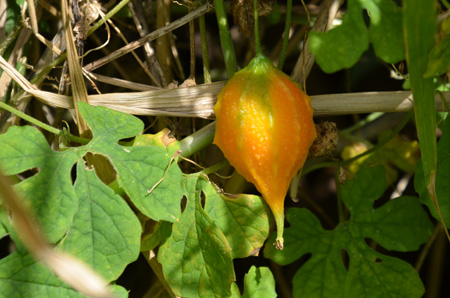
275, 237, 284, 250
273, 209, 285, 250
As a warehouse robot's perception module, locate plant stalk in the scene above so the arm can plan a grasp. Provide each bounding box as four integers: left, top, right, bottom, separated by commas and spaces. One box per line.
213, 0, 238, 77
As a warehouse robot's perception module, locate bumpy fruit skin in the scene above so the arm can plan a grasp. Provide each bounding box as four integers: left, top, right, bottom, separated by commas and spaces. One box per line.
213, 54, 317, 249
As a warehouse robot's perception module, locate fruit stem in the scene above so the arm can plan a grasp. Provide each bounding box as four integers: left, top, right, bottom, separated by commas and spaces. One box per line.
273, 209, 285, 250
254, 0, 262, 56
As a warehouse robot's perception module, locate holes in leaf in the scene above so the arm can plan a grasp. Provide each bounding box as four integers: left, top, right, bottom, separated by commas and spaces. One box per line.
70, 163, 77, 185
341, 248, 350, 271
180, 196, 187, 213
200, 191, 206, 209
375, 258, 383, 263
0, 235, 15, 260
83, 153, 116, 185
16, 168, 40, 182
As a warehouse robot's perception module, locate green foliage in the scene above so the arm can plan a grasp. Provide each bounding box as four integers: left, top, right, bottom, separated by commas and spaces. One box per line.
415, 115, 450, 223
1, 1, 448, 296
241, 266, 277, 298
425, 34, 450, 78
403, 0, 438, 217
309, 0, 404, 73
158, 175, 270, 297
264, 166, 433, 298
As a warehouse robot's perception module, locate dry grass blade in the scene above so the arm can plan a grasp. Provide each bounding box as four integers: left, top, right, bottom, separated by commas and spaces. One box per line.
84, 4, 211, 72
61, 0, 90, 135
1, 53, 449, 118
291, 0, 343, 85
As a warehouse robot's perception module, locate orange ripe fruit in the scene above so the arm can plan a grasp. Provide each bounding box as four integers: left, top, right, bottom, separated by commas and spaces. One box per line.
213, 54, 317, 249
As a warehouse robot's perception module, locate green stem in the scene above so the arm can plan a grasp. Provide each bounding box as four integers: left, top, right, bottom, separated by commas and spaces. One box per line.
88, 0, 131, 36
341, 110, 412, 167
278, 0, 292, 69
199, 159, 229, 175
0, 22, 22, 56
0, 101, 90, 144
253, 0, 262, 55
213, 0, 238, 78
339, 112, 384, 135
179, 122, 215, 158
199, 14, 212, 83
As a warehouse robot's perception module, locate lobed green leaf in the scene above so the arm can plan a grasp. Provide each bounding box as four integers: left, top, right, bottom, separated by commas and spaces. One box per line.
158, 176, 235, 298
59, 161, 141, 282
0, 126, 83, 242
204, 182, 270, 259
78, 102, 183, 223
264, 166, 432, 298
309, 0, 368, 73
309, 0, 404, 73
242, 266, 277, 298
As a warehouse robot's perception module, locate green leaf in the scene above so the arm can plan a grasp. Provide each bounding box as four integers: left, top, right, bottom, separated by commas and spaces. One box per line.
403, 0, 438, 203
158, 175, 235, 298
0, 251, 128, 298
203, 183, 270, 259
78, 102, 183, 223
230, 282, 241, 298
242, 266, 277, 298
0, 103, 183, 293
141, 220, 172, 252
59, 161, 141, 281
0, 126, 82, 242
415, 115, 450, 222
309, 0, 404, 73
264, 166, 432, 298
361, 0, 405, 63
424, 34, 450, 77
309, 0, 369, 73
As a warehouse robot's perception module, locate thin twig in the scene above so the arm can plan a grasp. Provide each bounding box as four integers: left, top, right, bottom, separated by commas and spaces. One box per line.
84, 4, 211, 72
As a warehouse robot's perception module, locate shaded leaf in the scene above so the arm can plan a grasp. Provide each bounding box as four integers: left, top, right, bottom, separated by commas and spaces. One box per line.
309, 0, 368, 73
265, 166, 432, 297
403, 0, 437, 207
341, 131, 419, 185
140, 220, 172, 252
415, 116, 450, 222
424, 34, 450, 78
362, 0, 405, 63
309, 0, 404, 73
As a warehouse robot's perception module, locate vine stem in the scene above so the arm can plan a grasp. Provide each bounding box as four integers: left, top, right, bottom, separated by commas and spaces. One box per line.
214, 0, 238, 78
278, 0, 292, 69
199, 14, 212, 83
254, 0, 262, 56
0, 101, 89, 144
